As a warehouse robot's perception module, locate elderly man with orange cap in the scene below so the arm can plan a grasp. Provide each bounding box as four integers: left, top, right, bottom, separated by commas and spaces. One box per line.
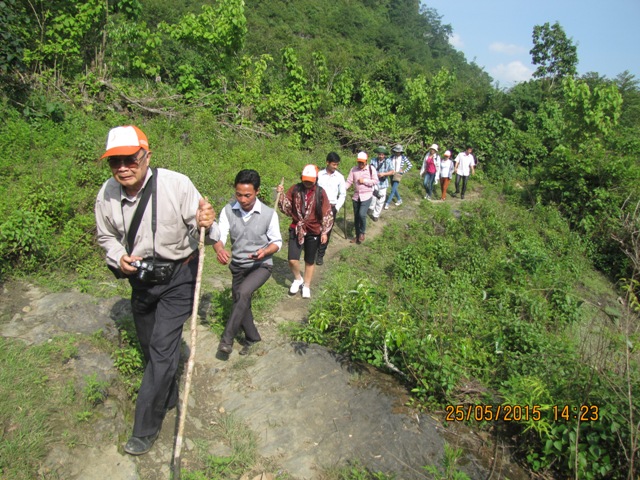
345, 151, 379, 244
277, 164, 333, 299
95, 125, 215, 456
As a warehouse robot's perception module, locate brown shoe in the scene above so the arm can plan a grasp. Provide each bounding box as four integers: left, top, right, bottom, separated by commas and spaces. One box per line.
350, 237, 358, 243
359, 234, 365, 243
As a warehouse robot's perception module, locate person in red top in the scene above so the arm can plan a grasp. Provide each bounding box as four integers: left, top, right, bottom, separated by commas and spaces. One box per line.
277, 164, 333, 299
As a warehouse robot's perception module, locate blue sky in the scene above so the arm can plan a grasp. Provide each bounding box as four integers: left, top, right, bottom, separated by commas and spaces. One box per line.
423, 0, 640, 87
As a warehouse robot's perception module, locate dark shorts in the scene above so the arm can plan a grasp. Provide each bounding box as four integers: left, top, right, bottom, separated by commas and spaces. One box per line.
288, 228, 320, 265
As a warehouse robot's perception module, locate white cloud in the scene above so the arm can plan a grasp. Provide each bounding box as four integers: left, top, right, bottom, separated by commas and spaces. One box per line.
490, 61, 533, 84
448, 33, 464, 49
489, 42, 527, 56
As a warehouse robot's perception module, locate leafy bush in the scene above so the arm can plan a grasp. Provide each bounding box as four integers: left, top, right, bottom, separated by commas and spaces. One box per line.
296, 194, 638, 477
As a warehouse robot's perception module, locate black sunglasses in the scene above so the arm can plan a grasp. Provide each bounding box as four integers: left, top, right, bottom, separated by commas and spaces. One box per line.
108, 150, 148, 169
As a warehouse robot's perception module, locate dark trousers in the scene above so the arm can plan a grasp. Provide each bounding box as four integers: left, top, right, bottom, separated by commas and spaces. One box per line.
129, 255, 198, 437
219, 262, 272, 347
316, 205, 337, 259
353, 198, 372, 237
455, 174, 469, 196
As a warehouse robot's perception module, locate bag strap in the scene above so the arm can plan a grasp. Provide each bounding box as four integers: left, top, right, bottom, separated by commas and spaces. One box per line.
126, 167, 157, 254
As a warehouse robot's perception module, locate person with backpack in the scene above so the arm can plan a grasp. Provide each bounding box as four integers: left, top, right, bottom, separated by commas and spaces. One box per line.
277, 164, 333, 299
369, 145, 393, 221
419, 144, 441, 200
345, 151, 379, 244
384, 144, 413, 208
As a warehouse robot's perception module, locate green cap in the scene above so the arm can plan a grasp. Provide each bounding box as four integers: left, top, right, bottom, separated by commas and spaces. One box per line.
374, 146, 389, 154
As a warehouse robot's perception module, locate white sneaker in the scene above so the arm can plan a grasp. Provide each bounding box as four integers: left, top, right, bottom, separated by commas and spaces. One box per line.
395, 200, 403, 206
384, 204, 389, 210
289, 278, 304, 294
302, 286, 311, 298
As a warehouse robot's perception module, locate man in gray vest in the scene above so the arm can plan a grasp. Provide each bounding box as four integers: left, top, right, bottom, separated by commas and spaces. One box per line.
211, 169, 282, 356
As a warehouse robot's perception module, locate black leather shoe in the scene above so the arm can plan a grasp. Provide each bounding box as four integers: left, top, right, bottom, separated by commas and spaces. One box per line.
124, 432, 159, 456
316, 256, 324, 266
218, 343, 232, 354
239, 341, 259, 356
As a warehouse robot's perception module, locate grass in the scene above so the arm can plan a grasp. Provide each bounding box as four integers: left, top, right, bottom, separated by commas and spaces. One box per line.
0, 336, 76, 479
0, 334, 129, 479
183, 411, 259, 479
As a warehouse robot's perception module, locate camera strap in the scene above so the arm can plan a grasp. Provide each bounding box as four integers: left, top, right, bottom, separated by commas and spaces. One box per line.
125, 167, 158, 255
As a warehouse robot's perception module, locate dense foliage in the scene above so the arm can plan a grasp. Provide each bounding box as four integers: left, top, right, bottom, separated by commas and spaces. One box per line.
295, 197, 639, 478
1, 0, 639, 280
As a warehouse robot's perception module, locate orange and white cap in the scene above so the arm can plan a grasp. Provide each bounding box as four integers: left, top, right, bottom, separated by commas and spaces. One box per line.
301, 164, 319, 182
101, 125, 149, 159
357, 151, 368, 162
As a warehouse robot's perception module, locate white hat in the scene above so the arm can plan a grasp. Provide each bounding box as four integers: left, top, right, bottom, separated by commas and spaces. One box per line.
101, 125, 149, 159
301, 164, 319, 182
357, 151, 368, 162
391, 144, 403, 153
429, 144, 439, 152
444, 150, 451, 157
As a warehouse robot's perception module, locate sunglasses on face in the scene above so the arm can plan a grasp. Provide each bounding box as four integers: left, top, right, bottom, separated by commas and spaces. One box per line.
107, 150, 147, 169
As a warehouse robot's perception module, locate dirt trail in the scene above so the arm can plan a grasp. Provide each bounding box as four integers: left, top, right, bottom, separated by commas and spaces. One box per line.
0, 190, 528, 479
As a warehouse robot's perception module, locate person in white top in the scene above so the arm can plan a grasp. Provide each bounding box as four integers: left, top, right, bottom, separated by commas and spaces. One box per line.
438, 150, 454, 200
452, 146, 476, 200
316, 152, 347, 265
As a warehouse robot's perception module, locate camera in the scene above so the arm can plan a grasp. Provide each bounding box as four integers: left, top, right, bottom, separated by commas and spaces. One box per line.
131, 260, 154, 282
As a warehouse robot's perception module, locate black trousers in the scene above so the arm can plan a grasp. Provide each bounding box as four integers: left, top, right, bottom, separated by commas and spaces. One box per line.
129, 255, 198, 437
219, 262, 272, 348
316, 205, 337, 258
454, 174, 469, 196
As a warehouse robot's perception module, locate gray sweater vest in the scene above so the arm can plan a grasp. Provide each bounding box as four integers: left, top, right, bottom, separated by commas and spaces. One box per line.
225, 202, 276, 267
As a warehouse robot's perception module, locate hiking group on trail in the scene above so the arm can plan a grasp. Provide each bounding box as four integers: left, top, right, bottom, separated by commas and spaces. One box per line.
94, 125, 476, 456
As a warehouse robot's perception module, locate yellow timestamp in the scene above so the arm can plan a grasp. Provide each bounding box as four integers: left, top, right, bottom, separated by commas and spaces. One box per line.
553, 405, 599, 422
445, 404, 543, 422
444, 404, 601, 422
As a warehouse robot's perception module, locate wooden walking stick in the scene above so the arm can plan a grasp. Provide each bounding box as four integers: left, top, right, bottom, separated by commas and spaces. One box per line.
172, 225, 206, 479
274, 176, 284, 208
343, 201, 348, 239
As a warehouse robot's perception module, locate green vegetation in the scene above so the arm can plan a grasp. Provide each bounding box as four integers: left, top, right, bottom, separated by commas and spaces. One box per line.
0, 336, 110, 479
293, 191, 640, 478
1, 0, 639, 478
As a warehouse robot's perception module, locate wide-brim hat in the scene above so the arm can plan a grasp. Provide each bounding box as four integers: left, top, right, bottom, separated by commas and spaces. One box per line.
391, 144, 403, 153
101, 125, 149, 159
374, 145, 389, 155
429, 143, 439, 152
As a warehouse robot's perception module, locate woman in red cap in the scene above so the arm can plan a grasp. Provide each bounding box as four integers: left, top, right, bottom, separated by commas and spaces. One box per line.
277, 164, 333, 298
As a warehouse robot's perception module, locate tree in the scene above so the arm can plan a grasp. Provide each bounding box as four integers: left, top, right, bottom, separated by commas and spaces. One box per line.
530, 22, 578, 86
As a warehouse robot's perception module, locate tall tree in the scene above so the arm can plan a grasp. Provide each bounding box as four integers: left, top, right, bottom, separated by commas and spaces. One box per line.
530, 22, 578, 87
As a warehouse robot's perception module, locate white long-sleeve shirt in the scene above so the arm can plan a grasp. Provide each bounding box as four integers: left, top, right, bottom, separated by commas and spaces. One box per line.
317, 168, 347, 212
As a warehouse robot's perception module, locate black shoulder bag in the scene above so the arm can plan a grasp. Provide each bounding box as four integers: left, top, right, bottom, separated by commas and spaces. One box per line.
107, 168, 156, 279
